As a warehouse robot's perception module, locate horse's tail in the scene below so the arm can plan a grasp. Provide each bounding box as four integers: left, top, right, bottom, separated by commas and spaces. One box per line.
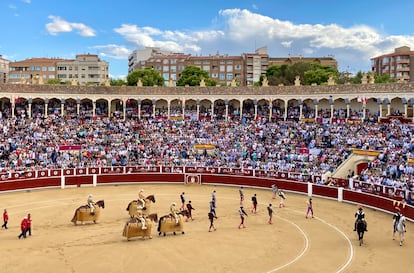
157, 216, 164, 232
126, 201, 132, 211
71, 209, 78, 223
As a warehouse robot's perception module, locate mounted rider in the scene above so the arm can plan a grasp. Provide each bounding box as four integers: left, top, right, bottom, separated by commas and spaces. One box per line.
170, 202, 180, 225
137, 189, 146, 210
393, 206, 405, 234
354, 205, 368, 231
87, 194, 95, 215
136, 210, 147, 230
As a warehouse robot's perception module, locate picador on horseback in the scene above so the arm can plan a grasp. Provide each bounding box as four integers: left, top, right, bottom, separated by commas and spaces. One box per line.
87, 194, 95, 215
137, 189, 146, 210
354, 205, 368, 232
393, 206, 405, 234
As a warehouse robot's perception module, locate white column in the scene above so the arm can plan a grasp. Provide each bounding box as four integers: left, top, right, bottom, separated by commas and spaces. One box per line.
61, 174, 65, 189
307, 182, 313, 197
338, 187, 344, 202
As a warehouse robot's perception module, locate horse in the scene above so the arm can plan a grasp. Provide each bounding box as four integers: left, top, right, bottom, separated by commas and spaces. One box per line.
147, 213, 158, 223
157, 214, 184, 236
71, 200, 105, 225
126, 195, 156, 217
356, 219, 366, 246
178, 209, 191, 221
393, 215, 406, 246
122, 216, 153, 240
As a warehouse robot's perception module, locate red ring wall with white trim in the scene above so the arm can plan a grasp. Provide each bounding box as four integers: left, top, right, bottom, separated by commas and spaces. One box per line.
0, 169, 412, 220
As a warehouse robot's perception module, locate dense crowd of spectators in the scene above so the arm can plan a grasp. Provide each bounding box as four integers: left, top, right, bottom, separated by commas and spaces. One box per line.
0, 113, 413, 195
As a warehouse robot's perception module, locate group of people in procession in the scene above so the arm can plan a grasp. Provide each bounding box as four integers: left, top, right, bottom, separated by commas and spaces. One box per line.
1, 183, 408, 242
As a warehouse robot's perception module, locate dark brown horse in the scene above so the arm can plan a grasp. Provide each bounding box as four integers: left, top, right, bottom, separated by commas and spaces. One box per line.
125, 195, 156, 210
71, 200, 105, 225
147, 213, 158, 223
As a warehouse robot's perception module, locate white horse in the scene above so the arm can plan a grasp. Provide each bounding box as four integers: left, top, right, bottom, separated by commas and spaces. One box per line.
393, 215, 406, 246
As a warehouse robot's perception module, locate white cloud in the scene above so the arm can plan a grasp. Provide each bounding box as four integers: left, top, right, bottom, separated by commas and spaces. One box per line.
93, 44, 131, 59
104, 8, 414, 72
113, 24, 223, 53
22, 0, 31, 3
46, 15, 96, 37
281, 41, 293, 48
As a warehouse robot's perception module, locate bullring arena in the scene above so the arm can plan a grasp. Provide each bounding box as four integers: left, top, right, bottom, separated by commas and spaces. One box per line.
0, 82, 414, 273
0, 176, 413, 273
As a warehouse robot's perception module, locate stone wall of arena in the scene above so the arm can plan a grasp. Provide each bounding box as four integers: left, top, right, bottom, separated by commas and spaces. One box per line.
1, 166, 413, 221
0, 82, 413, 100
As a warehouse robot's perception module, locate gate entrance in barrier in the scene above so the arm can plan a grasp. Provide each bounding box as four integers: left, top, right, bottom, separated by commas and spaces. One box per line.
185, 174, 201, 184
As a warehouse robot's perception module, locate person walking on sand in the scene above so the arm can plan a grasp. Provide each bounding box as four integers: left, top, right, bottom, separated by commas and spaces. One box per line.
211, 190, 217, 207
278, 189, 286, 208
26, 213, 32, 236
18, 217, 27, 239
267, 204, 274, 224
239, 186, 244, 205
271, 184, 278, 199
186, 200, 195, 221
238, 206, 248, 229
180, 192, 185, 210
2, 209, 8, 229
306, 197, 314, 219
251, 193, 258, 213
209, 200, 217, 219
208, 211, 216, 232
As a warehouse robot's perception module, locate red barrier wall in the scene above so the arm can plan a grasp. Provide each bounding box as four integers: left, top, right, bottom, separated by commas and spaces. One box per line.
66, 176, 93, 186
0, 171, 412, 220
0, 177, 60, 191
97, 173, 184, 184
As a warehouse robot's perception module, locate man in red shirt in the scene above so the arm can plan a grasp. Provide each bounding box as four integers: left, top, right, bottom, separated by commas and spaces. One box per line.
26, 213, 32, 236
1, 209, 8, 229
18, 217, 27, 239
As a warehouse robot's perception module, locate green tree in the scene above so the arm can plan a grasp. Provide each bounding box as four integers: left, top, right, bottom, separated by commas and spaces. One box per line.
374, 73, 397, 83
176, 66, 216, 86
265, 62, 337, 85
47, 79, 63, 85
126, 68, 164, 86
110, 78, 127, 86
304, 68, 336, 85
264, 65, 290, 86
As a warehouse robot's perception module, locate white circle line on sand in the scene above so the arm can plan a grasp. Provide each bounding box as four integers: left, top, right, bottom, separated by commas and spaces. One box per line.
265, 214, 310, 273
315, 216, 354, 273
281, 207, 354, 273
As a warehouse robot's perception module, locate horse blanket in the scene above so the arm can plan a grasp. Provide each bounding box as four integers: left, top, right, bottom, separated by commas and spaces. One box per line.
158, 215, 184, 236
122, 218, 152, 240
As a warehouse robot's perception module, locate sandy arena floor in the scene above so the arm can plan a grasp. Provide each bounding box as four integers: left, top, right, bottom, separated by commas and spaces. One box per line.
0, 183, 412, 273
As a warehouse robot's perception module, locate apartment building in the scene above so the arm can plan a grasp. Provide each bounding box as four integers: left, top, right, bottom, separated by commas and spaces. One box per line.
132, 46, 338, 86
57, 54, 108, 85
371, 46, 414, 82
128, 47, 172, 74
0, 55, 9, 83
135, 53, 245, 86
243, 46, 269, 85
8, 57, 65, 84
8, 54, 109, 85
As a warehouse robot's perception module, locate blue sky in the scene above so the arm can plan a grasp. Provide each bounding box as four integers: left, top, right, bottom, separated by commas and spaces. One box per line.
1, 0, 414, 79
